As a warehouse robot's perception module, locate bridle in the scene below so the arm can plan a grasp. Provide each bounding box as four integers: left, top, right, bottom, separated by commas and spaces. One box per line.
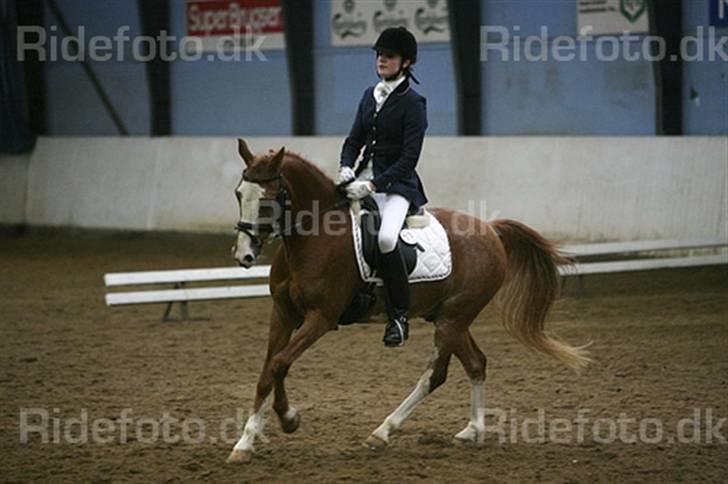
234, 170, 351, 254
234, 171, 290, 254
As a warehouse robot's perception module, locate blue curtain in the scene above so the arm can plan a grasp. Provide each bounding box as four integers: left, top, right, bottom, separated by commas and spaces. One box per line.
0, 0, 35, 153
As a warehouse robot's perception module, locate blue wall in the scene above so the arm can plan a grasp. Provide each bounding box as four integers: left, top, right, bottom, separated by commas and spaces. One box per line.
43, 0, 150, 135
312, 1, 456, 135
41, 0, 292, 136
35, 0, 726, 136
168, 1, 291, 135
481, 0, 655, 135
682, 0, 728, 135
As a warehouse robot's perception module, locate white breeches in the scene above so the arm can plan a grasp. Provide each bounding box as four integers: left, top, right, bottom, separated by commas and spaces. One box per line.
372, 192, 410, 254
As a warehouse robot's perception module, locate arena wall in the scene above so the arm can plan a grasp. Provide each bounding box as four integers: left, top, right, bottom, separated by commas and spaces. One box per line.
3, 136, 726, 242
0, 155, 29, 225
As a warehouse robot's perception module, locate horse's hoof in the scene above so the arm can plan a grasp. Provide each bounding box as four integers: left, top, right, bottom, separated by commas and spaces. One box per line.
280, 412, 300, 434
363, 434, 388, 451
453, 436, 485, 447
225, 449, 252, 464
453, 436, 469, 446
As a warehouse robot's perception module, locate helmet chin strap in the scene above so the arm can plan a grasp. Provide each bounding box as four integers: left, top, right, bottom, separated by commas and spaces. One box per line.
381, 62, 419, 84
384, 69, 419, 84
382, 62, 407, 82
384, 71, 404, 82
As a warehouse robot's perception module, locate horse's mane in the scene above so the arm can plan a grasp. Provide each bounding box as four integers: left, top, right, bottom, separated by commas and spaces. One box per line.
282, 151, 335, 185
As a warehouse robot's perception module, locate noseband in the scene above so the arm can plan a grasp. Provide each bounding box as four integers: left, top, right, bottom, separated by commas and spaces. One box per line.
234, 171, 291, 251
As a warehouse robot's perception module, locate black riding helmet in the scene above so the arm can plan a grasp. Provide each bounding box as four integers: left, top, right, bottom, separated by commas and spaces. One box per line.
372, 26, 418, 65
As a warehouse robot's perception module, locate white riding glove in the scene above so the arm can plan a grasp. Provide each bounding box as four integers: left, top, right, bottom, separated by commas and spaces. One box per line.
336, 166, 356, 186
346, 181, 375, 200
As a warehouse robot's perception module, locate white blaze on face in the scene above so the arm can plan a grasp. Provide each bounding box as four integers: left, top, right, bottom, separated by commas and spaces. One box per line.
233, 179, 265, 263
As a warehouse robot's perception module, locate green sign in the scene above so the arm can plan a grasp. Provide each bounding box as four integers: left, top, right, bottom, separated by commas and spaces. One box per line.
620, 0, 647, 23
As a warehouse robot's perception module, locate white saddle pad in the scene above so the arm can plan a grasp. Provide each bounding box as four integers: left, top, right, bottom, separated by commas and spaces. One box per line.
351, 209, 452, 285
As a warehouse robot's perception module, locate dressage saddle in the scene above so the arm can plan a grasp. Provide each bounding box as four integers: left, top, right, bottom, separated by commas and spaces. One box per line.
338, 196, 423, 326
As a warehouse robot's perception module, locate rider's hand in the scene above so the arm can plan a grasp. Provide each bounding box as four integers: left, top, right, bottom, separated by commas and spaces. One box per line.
345, 181, 374, 200
336, 166, 356, 186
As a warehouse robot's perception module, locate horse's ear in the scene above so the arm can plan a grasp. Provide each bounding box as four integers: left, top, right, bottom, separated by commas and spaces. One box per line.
270, 146, 285, 173
238, 138, 254, 166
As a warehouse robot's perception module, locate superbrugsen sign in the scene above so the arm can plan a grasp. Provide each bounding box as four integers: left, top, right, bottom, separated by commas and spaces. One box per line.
186, 0, 285, 53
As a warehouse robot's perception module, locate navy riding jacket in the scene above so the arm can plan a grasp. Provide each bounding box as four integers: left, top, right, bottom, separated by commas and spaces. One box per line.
340, 79, 428, 209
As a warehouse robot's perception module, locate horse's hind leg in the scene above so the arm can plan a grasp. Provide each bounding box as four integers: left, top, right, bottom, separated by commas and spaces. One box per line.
365, 326, 453, 449
452, 331, 488, 445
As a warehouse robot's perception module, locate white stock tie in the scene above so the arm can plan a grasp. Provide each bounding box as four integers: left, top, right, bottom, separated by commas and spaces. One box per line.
374, 83, 390, 112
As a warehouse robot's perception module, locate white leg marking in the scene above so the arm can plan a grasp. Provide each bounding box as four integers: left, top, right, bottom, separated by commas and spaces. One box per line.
283, 407, 297, 422
369, 346, 441, 445
454, 379, 486, 444
233, 397, 270, 452
371, 368, 434, 443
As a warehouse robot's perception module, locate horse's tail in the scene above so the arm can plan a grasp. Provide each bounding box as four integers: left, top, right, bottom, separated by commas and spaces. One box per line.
491, 219, 591, 370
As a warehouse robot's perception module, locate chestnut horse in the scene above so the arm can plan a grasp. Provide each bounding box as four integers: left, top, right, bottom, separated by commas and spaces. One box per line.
227, 139, 590, 463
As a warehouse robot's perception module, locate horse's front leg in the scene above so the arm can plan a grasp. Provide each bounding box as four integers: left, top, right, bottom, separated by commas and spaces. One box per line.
269, 310, 334, 430
225, 306, 294, 464
227, 310, 332, 464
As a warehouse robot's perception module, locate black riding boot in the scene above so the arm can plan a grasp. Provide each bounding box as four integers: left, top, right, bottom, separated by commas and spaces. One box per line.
379, 245, 410, 347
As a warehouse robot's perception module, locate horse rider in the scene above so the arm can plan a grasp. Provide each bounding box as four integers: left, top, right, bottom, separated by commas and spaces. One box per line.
336, 26, 429, 348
